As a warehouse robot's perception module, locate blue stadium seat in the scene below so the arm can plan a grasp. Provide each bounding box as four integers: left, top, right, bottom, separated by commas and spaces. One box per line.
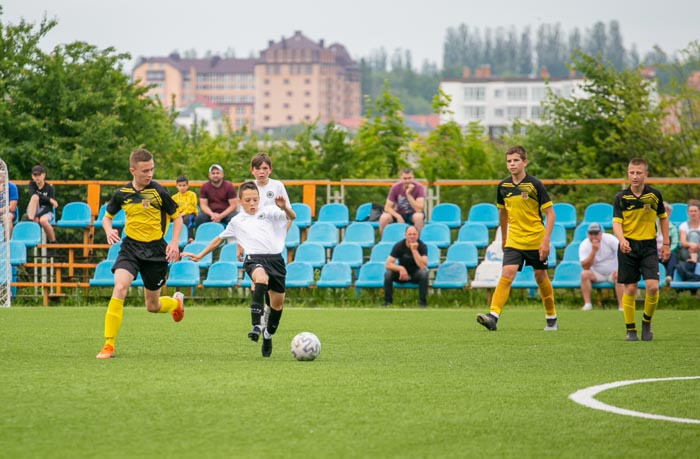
94, 203, 125, 229
56, 202, 92, 228
354, 262, 386, 295
638, 264, 667, 288
106, 241, 122, 261
285, 222, 301, 249
166, 260, 201, 290
181, 241, 213, 268
669, 263, 700, 290
511, 265, 538, 289
430, 203, 462, 228
164, 222, 188, 249
426, 243, 440, 269
551, 223, 567, 249
466, 203, 499, 228
562, 241, 582, 262
316, 262, 353, 288
552, 203, 577, 230
240, 271, 252, 288
354, 202, 379, 228
89, 260, 115, 287
421, 223, 451, 248
445, 241, 479, 269
11, 222, 42, 248
291, 203, 312, 229
582, 203, 613, 229
343, 222, 375, 248
218, 243, 240, 264
547, 247, 557, 268
285, 262, 315, 288
573, 223, 592, 243
331, 242, 364, 269
202, 261, 238, 288
551, 261, 583, 289
8, 241, 27, 265
432, 262, 468, 289
293, 242, 326, 268
194, 222, 224, 243
306, 222, 339, 248
317, 203, 350, 229
669, 203, 688, 227
457, 222, 489, 249
369, 242, 395, 263
381, 222, 408, 243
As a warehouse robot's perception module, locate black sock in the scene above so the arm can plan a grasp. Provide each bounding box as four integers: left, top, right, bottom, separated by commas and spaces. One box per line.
251, 283, 268, 326
267, 308, 283, 335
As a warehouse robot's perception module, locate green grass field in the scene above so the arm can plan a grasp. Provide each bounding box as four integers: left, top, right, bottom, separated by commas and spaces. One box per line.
1, 306, 698, 458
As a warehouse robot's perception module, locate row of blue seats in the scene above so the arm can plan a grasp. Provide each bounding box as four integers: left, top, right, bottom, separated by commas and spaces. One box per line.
88, 259, 471, 292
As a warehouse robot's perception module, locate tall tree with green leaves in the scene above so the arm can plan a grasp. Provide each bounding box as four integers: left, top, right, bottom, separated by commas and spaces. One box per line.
354, 81, 414, 178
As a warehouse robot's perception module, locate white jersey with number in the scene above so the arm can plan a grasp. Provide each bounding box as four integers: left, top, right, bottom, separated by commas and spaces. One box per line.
219, 205, 287, 254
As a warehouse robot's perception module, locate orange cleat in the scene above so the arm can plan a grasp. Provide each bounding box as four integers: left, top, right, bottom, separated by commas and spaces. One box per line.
96, 344, 115, 359
172, 292, 185, 322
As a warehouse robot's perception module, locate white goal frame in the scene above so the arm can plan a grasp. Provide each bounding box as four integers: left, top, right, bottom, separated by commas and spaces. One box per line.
0, 159, 12, 307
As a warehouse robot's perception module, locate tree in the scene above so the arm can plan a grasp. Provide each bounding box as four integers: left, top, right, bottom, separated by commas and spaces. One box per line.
606, 20, 626, 70
354, 81, 414, 178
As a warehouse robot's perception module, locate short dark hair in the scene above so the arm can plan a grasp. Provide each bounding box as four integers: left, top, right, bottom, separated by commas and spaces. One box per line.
628, 158, 648, 170
238, 181, 259, 196
176, 176, 188, 184
505, 145, 527, 161
130, 148, 153, 167
400, 168, 414, 176
251, 153, 272, 169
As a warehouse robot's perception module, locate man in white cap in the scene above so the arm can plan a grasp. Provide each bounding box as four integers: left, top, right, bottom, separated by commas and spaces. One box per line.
579, 222, 623, 311
194, 164, 239, 228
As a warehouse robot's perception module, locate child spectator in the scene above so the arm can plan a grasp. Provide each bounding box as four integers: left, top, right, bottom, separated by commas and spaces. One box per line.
173, 176, 198, 242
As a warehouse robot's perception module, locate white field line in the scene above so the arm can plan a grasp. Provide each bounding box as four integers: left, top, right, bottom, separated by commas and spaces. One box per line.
569, 376, 700, 424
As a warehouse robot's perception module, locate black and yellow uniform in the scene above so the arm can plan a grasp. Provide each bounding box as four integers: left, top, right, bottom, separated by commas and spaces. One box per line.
613, 185, 667, 284
497, 173, 553, 251
107, 181, 179, 290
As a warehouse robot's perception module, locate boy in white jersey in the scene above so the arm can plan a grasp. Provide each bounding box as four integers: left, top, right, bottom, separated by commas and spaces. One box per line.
183, 181, 296, 357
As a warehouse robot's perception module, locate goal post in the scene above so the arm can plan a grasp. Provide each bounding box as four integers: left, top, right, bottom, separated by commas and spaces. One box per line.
0, 159, 12, 307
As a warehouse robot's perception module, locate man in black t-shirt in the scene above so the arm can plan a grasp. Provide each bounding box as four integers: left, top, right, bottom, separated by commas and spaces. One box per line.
383, 226, 429, 307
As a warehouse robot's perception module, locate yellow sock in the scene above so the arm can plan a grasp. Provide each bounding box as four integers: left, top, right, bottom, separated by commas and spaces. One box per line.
158, 296, 178, 313
622, 293, 636, 329
104, 297, 124, 347
537, 276, 556, 318
643, 291, 659, 321
489, 277, 513, 316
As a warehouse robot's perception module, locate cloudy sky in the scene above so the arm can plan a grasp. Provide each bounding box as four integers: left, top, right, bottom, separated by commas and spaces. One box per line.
3, 0, 698, 70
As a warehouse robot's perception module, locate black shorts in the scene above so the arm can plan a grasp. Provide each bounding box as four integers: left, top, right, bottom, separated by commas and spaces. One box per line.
617, 239, 659, 284
503, 247, 548, 271
244, 253, 286, 294
112, 237, 168, 291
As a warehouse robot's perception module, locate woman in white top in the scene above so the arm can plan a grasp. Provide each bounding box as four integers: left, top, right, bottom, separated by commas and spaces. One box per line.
677, 200, 700, 282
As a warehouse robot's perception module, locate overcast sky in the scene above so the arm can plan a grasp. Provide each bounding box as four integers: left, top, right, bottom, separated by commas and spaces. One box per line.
3, 0, 699, 70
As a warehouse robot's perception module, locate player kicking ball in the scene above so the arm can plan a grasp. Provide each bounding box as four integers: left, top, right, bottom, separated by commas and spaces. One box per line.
183, 181, 295, 357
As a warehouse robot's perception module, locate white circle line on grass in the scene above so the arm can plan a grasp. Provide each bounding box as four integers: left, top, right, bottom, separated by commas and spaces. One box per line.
568, 376, 700, 424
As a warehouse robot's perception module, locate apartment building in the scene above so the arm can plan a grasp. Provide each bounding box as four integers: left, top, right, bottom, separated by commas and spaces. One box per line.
132, 31, 360, 131
440, 66, 585, 137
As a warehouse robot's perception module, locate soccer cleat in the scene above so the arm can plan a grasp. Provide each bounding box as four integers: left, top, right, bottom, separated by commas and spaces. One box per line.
171, 292, 185, 322
96, 344, 115, 359
261, 337, 273, 357
625, 330, 639, 341
641, 322, 653, 341
476, 313, 497, 331
248, 325, 262, 342
544, 318, 558, 331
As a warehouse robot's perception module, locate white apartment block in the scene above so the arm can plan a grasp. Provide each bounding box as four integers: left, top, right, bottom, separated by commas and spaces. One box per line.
440, 73, 585, 137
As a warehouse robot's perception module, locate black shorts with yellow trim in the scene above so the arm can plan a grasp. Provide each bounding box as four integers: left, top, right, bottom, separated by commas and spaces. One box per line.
617, 239, 659, 284
112, 237, 168, 291
503, 247, 548, 271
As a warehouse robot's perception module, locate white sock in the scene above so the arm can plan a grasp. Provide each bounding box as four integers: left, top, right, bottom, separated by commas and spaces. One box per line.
263, 328, 272, 339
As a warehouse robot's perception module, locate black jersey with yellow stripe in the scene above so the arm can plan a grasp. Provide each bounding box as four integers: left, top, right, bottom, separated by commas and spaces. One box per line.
105, 181, 179, 243
496, 173, 553, 250
612, 185, 666, 241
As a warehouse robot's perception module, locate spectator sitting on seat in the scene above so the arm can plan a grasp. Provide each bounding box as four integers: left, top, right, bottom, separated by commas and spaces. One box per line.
0, 174, 18, 239
677, 200, 700, 282
378, 168, 425, 236
173, 175, 198, 242
657, 202, 679, 285
579, 222, 623, 311
25, 165, 58, 245
194, 164, 239, 229
383, 225, 429, 307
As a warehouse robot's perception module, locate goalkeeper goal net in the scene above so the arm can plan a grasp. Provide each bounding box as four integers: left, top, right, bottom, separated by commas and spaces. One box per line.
0, 159, 11, 307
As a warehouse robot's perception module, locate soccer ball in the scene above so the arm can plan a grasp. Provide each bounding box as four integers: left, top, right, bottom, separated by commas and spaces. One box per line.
290, 332, 321, 361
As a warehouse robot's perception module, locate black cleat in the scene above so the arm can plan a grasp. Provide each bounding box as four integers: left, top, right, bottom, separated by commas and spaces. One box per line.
625, 330, 638, 341
247, 325, 261, 342
476, 313, 498, 331
641, 322, 653, 341
261, 338, 273, 357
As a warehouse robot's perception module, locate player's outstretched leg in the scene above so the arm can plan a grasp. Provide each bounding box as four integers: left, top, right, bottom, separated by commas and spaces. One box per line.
261, 307, 283, 357
248, 283, 268, 342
